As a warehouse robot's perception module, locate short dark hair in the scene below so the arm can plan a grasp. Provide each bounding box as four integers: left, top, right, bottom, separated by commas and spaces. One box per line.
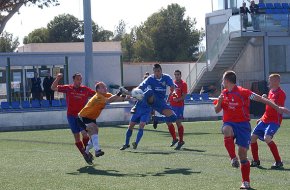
72, 72, 82, 80
153, 64, 162, 70
223, 71, 236, 84
174, 70, 181, 75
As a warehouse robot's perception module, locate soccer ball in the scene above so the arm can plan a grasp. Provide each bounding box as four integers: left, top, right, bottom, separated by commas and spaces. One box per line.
131, 88, 144, 100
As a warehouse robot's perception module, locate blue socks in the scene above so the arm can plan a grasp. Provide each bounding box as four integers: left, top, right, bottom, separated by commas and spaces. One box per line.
125, 129, 133, 145
125, 128, 144, 146
135, 128, 144, 144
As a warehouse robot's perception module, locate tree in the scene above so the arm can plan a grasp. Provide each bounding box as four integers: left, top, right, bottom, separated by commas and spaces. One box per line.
132, 26, 155, 62
0, 31, 19, 52
146, 4, 203, 61
97, 30, 113, 41
121, 28, 135, 62
91, 22, 113, 42
47, 14, 82, 42
122, 3, 204, 62
113, 20, 126, 41
23, 16, 114, 43
23, 27, 49, 44
0, 0, 59, 34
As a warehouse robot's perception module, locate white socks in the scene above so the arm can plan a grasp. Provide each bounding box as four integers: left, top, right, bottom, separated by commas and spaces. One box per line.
91, 134, 100, 151
85, 139, 93, 154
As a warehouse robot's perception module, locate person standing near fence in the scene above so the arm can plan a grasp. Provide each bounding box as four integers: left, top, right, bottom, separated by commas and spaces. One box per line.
31, 72, 42, 100
240, 2, 250, 31
250, 0, 260, 31
43, 72, 55, 103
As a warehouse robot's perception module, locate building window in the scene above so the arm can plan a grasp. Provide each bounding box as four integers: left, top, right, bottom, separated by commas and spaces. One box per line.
269, 45, 286, 72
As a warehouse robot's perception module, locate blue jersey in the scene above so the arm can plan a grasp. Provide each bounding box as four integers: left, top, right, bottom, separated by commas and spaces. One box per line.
135, 97, 151, 113
139, 74, 174, 100
130, 93, 152, 124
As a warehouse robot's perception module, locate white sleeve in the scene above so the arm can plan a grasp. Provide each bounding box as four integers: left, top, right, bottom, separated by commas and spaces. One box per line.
249, 93, 258, 100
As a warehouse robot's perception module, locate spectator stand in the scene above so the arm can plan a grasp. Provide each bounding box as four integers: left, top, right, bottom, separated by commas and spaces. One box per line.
0, 99, 66, 113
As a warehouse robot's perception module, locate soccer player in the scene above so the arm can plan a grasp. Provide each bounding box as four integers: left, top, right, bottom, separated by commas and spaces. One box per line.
167, 70, 188, 150
250, 74, 286, 169
120, 89, 152, 150
51, 72, 95, 164
214, 71, 290, 189
137, 64, 178, 147
78, 82, 128, 158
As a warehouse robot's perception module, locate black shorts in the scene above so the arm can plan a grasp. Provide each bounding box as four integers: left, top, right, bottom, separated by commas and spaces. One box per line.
77, 116, 96, 130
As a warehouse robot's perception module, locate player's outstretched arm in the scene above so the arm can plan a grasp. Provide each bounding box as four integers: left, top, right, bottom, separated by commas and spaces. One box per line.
253, 94, 290, 114
106, 91, 129, 104
51, 73, 63, 91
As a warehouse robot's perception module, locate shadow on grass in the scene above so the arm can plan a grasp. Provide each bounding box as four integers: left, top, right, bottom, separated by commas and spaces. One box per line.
157, 132, 218, 138
150, 168, 201, 176
181, 148, 206, 152
255, 166, 290, 171
68, 166, 201, 178
127, 150, 177, 155
67, 166, 137, 177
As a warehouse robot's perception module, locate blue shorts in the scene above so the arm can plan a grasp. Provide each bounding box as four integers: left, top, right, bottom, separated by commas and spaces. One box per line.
131, 110, 151, 124
171, 106, 184, 120
252, 121, 280, 141
223, 122, 251, 149
67, 115, 84, 134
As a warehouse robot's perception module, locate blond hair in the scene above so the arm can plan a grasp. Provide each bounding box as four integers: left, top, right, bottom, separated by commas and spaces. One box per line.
269, 74, 280, 81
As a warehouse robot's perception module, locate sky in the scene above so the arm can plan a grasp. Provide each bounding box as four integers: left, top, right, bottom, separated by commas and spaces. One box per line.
5, 0, 212, 45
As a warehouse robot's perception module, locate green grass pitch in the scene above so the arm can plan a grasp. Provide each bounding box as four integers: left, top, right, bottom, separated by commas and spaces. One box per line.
0, 120, 290, 190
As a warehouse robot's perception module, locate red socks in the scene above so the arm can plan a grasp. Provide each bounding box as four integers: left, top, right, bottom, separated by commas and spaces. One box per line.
251, 142, 259, 161
178, 125, 184, 142
251, 141, 281, 162
168, 124, 177, 140
268, 141, 281, 162
241, 160, 250, 182
75, 141, 85, 154
224, 136, 236, 159
82, 136, 90, 147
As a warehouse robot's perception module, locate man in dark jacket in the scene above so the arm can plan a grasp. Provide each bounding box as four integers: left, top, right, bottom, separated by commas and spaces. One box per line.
43, 72, 55, 102
31, 72, 42, 100
249, 0, 260, 31
240, 2, 250, 31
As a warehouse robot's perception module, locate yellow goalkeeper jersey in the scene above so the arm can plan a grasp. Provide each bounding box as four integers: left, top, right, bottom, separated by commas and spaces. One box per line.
79, 92, 112, 120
